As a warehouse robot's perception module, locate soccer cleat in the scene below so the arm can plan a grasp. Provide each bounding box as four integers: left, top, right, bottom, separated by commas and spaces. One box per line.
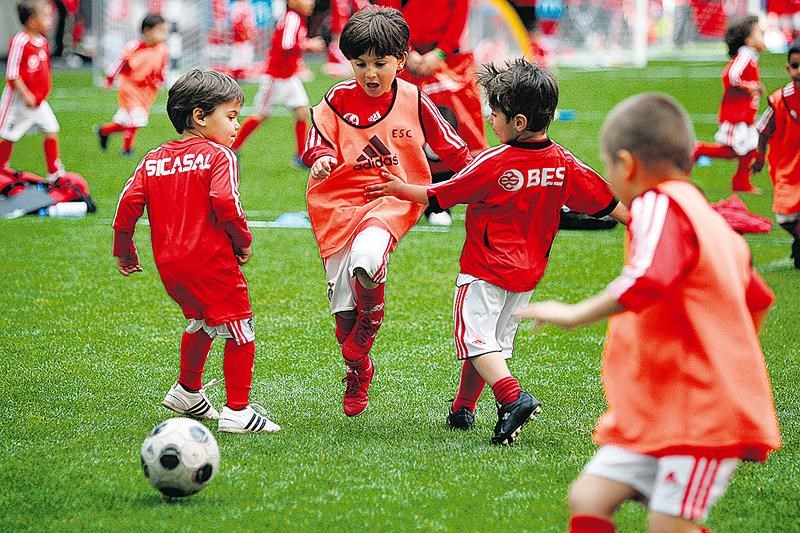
491, 391, 541, 445
218, 404, 281, 433
121, 149, 135, 159
427, 211, 453, 226
447, 404, 475, 430
95, 126, 109, 151
342, 358, 374, 417
162, 380, 220, 420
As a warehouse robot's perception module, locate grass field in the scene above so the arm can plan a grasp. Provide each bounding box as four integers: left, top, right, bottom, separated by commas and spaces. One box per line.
1, 54, 799, 532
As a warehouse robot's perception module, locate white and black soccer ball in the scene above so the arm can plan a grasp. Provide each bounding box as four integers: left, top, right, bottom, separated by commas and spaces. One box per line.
140, 417, 220, 497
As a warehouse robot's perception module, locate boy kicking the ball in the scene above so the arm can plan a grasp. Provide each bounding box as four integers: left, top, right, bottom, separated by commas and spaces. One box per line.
113, 69, 280, 434
367, 59, 628, 444
516, 93, 780, 532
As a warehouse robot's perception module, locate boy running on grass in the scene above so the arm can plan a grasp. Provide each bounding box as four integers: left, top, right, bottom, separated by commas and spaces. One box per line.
367, 59, 629, 444
113, 69, 280, 434
517, 93, 781, 532
303, 6, 472, 417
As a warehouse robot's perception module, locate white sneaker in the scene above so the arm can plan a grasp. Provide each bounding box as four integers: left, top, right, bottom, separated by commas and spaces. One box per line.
218, 404, 281, 433
427, 211, 453, 226
162, 380, 220, 420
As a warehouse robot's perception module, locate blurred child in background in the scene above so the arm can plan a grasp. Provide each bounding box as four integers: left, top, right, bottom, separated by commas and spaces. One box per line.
229, 0, 256, 79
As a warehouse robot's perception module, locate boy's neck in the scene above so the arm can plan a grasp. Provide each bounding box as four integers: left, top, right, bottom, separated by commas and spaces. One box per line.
509, 131, 547, 143
24, 27, 43, 38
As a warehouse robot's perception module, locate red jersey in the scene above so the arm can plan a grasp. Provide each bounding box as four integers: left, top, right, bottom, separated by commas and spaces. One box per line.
266, 9, 307, 79
428, 139, 617, 292
302, 79, 471, 170
6, 31, 51, 106
112, 137, 251, 268
231, 1, 256, 43
377, 0, 468, 55
719, 46, 761, 125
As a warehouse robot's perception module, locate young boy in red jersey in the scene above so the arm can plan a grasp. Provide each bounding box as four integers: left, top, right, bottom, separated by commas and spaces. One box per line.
97, 14, 168, 157
366, 59, 629, 444
229, 0, 256, 80
751, 43, 800, 269
0, 1, 65, 180
517, 93, 781, 532
113, 68, 280, 434
231, 0, 325, 166
303, 6, 472, 417
694, 15, 765, 194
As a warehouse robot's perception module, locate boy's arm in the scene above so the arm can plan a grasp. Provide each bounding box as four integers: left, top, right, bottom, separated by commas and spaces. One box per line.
12, 78, 36, 107
208, 149, 253, 255
303, 122, 339, 178
608, 201, 631, 225
419, 92, 472, 172
112, 171, 147, 275
746, 268, 774, 332
751, 106, 775, 174
365, 171, 430, 204
515, 290, 623, 329
6, 36, 35, 107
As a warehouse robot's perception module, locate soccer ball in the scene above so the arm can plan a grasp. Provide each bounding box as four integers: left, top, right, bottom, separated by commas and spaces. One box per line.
140, 417, 220, 497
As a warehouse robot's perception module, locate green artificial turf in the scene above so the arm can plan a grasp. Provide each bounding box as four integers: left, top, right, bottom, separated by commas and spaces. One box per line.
1, 55, 798, 532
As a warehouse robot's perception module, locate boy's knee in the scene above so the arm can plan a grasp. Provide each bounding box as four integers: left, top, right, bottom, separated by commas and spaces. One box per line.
568, 476, 620, 519
647, 511, 699, 533
353, 267, 379, 289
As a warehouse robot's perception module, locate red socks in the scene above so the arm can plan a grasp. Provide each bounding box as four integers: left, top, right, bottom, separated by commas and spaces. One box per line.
341, 281, 385, 368
0, 140, 12, 169
294, 119, 307, 157
122, 127, 138, 153
232, 116, 262, 150
693, 142, 736, 160
178, 330, 214, 390
335, 312, 357, 345
452, 359, 485, 412
223, 339, 255, 410
99, 122, 125, 136
732, 150, 757, 191
43, 137, 61, 175
492, 376, 521, 406
569, 515, 616, 533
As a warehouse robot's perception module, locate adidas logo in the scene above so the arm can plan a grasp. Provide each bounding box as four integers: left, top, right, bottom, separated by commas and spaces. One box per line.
353, 135, 399, 171
368, 111, 381, 123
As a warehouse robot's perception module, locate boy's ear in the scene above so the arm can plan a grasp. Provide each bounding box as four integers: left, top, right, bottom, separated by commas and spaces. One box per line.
513, 114, 528, 132
192, 107, 206, 127
397, 51, 408, 71
616, 149, 637, 181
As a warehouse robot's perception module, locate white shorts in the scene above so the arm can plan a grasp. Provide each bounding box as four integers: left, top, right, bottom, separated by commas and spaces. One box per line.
230, 41, 255, 69
185, 317, 255, 346
583, 445, 740, 522
323, 225, 394, 314
453, 274, 533, 360
775, 212, 800, 224
112, 106, 149, 128
714, 121, 758, 156
0, 89, 60, 142
254, 75, 310, 116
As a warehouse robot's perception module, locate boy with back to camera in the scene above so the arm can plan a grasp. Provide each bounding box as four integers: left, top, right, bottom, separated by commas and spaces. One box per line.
303, 6, 472, 417
366, 59, 629, 444
113, 69, 280, 434
0, 0, 66, 181
97, 13, 169, 157
516, 93, 781, 532
693, 15, 766, 194
751, 42, 800, 269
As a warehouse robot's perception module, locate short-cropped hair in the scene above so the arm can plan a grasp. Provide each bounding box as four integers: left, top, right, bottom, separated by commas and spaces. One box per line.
339, 6, 409, 60
18, 0, 46, 25
601, 93, 695, 174
725, 15, 759, 57
788, 41, 800, 60
167, 69, 244, 134
141, 13, 165, 33
477, 58, 558, 133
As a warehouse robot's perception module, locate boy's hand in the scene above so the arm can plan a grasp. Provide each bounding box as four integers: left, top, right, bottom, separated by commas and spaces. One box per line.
235, 246, 251, 265
405, 50, 424, 74
21, 92, 37, 108
416, 50, 445, 76
305, 36, 326, 53
310, 156, 338, 179
103, 76, 114, 89
750, 152, 765, 174
365, 171, 405, 199
116, 254, 143, 276
515, 301, 580, 330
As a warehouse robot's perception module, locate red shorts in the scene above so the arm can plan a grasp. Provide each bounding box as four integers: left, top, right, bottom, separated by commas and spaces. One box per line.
158, 260, 252, 327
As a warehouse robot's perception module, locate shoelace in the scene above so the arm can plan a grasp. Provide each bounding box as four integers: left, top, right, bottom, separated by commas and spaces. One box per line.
249, 402, 274, 421
342, 371, 366, 396
353, 313, 380, 347
201, 378, 224, 392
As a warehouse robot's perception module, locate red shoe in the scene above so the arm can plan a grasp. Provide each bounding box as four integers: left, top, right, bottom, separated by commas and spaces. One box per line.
342, 358, 374, 417
732, 185, 762, 195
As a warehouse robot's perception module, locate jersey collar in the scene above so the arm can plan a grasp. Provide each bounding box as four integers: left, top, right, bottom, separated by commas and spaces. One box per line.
506, 138, 553, 150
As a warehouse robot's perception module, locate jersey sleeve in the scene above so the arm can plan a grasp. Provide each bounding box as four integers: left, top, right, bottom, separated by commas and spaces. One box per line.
280, 11, 301, 51
607, 193, 698, 311
112, 164, 148, 257
562, 151, 618, 217
427, 147, 499, 210
5, 34, 26, 81
301, 121, 337, 167
105, 40, 138, 79
419, 91, 472, 172
209, 147, 252, 249
755, 105, 775, 138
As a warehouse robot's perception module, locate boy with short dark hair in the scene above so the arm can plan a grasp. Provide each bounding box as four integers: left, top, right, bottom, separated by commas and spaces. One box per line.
517, 93, 780, 532
693, 15, 765, 193
751, 42, 800, 268
0, 0, 65, 180
366, 59, 628, 444
303, 6, 472, 417
97, 13, 169, 157
113, 68, 280, 434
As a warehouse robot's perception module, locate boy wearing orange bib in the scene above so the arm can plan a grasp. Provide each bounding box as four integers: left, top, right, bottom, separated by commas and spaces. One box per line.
302, 6, 471, 417
517, 94, 780, 533
752, 43, 800, 269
